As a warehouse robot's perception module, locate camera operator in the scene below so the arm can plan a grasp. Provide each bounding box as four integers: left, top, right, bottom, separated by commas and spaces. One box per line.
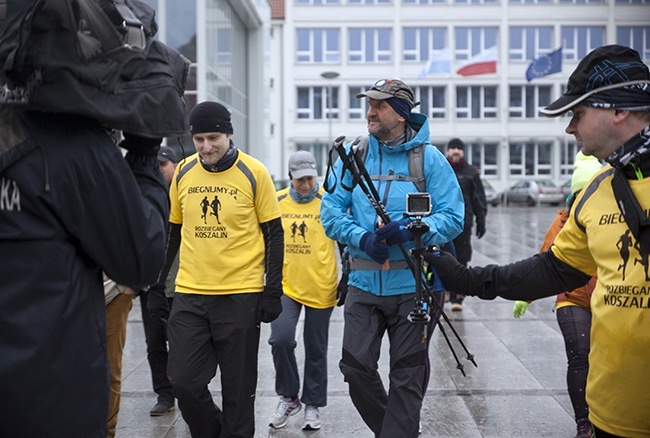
321, 78, 463, 437
0, 109, 168, 437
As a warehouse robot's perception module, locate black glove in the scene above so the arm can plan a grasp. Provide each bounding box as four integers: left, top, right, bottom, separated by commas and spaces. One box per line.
256, 287, 283, 324
336, 273, 349, 306
375, 220, 414, 246
147, 284, 170, 324
359, 232, 389, 264
476, 220, 486, 239
119, 132, 162, 156
421, 250, 486, 299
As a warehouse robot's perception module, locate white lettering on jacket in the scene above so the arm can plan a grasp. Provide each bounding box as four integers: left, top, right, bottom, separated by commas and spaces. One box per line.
0, 177, 21, 211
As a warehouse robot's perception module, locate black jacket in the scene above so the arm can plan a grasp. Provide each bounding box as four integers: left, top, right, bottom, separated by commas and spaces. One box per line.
0, 109, 169, 437
450, 160, 487, 226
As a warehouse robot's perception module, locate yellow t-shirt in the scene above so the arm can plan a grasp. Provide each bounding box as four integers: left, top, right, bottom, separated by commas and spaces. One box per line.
552, 168, 650, 437
169, 152, 281, 295
277, 187, 337, 309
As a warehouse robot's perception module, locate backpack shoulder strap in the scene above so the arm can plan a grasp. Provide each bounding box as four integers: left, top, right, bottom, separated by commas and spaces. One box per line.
408, 145, 426, 192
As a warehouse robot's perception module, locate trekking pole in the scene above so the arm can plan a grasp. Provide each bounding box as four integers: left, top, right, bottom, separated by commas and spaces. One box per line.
329, 136, 477, 372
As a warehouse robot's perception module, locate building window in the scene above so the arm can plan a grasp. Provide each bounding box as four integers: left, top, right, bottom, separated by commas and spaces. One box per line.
454, 0, 497, 3
561, 26, 605, 60
349, 28, 392, 62
615, 0, 648, 3
617, 26, 650, 60
559, 0, 603, 3
414, 86, 446, 119
466, 142, 499, 176
348, 86, 369, 120
403, 27, 447, 62
509, 0, 551, 2
509, 141, 552, 176
403, 0, 445, 3
296, 29, 340, 63
456, 86, 498, 119
296, 0, 340, 4
509, 85, 552, 119
560, 139, 580, 176
455, 27, 498, 61
509, 27, 553, 61
349, 0, 390, 3
297, 86, 339, 120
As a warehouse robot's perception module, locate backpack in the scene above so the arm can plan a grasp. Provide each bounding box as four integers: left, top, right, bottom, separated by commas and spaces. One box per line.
0, 0, 189, 137
353, 135, 427, 192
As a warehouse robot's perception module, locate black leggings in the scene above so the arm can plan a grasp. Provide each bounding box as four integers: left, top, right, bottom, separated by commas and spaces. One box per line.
556, 305, 591, 422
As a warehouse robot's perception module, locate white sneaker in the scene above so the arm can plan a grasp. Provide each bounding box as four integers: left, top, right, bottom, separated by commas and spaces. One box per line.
303, 405, 321, 430
269, 396, 301, 429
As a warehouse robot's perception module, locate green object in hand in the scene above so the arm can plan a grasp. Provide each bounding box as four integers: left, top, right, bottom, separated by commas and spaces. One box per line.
512, 301, 529, 318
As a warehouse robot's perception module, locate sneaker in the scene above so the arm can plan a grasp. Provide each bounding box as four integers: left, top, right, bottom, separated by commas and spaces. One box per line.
269, 396, 301, 429
149, 401, 174, 416
575, 418, 592, 438
418, 416, 422, 434
303, 405, 321, 431
444, 291, 450, 302
451, 302, 463, 311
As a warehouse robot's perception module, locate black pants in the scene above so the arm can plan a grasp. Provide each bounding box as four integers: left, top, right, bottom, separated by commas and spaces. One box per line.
167, 293, 261, 438
593, 424, 624, 437
556, 305, 591, 423
139, 293, 174, 405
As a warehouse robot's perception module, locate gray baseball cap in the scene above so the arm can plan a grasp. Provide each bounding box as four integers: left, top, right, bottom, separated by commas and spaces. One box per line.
289, 150, 318, 179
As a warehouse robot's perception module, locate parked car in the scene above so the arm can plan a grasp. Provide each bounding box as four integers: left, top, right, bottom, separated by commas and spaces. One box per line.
561, 179, 572, 197
481, 178, 501, 207
503, 179, 564, 206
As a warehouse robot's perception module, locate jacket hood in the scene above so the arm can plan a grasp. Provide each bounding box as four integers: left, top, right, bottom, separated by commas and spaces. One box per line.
373, 112, 430, 153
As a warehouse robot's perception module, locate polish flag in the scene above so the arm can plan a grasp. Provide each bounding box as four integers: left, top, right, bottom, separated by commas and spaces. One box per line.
456, 46, 498, 76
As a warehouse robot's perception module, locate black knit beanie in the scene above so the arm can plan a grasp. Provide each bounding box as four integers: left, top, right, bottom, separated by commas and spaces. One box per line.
447, 138, 465, 150
189, 101, 234, 135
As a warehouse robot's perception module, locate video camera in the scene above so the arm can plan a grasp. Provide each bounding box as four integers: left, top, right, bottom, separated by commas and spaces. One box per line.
405, 192, 431, 218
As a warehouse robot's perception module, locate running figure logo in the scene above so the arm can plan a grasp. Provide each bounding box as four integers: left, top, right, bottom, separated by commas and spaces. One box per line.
210, 195, 222, 224
200, 195, 222, 224
617, 229, 633, 281
290, 221, 308, 243
200, 196, 210, 224
634, 237, 650, 281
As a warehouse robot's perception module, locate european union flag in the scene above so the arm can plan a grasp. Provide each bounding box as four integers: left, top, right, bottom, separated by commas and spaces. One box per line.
526, 47, 562, 81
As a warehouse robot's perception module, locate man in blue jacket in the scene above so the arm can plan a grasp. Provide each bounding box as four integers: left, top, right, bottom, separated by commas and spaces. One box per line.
321, 78, 464, 437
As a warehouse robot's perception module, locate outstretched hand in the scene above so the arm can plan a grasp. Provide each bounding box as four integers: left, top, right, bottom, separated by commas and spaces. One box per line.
421, 249, 485, 298
512, 301, 529, 318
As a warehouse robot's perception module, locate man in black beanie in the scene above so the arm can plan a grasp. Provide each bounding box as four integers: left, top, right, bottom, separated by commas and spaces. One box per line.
445, 137, 487, 311
148, 100, 284, 437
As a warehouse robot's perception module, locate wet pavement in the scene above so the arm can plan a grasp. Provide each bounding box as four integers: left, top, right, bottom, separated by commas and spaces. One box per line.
117, 206, 578, 438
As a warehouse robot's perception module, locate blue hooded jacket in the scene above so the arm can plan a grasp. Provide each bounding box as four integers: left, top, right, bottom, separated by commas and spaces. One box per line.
321, 112, 464, 296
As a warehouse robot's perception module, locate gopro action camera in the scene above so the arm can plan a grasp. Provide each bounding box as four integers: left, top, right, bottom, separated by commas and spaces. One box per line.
406, 192, 431, 217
